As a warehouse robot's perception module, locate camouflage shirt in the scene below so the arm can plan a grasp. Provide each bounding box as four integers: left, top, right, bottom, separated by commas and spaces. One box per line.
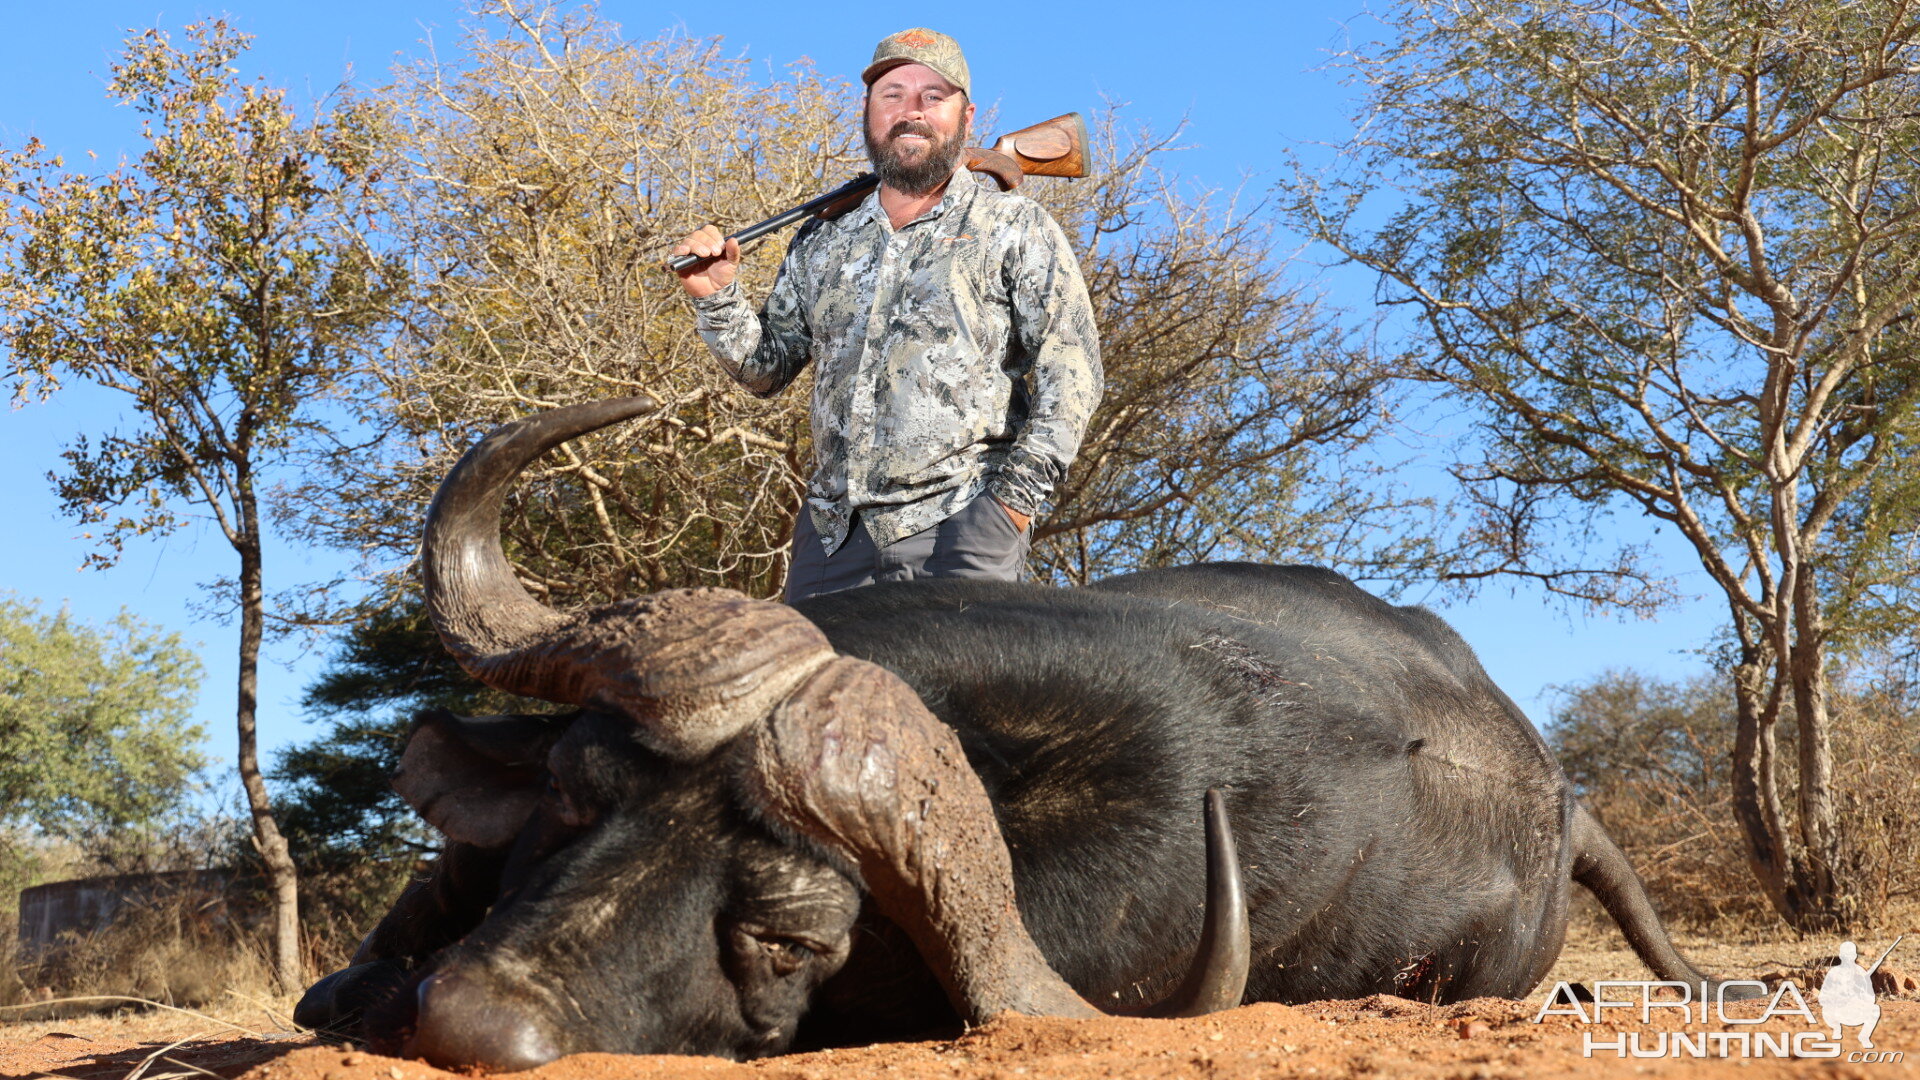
691, 170, 1103, 554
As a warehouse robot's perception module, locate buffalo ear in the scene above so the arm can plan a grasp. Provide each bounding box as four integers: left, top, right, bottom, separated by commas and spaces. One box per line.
392, 708, 572, 848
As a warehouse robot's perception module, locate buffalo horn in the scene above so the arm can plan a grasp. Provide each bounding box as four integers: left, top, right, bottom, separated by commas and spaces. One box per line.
1122, 789, 1250, 1017
749, 659, 1251, 1024
420, 398, 834, 760
425, 398, 1250, 1016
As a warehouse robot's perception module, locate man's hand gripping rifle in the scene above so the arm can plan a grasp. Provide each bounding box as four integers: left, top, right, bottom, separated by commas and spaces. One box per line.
666, 112, 1089, 276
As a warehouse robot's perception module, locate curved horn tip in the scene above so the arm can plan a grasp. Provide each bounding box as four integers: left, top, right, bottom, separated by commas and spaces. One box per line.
1132, 787, 1250, 1019
420, 394, 664, 685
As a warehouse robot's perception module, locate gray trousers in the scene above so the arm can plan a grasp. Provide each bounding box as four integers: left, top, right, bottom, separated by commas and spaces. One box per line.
785, 494, 1031, 604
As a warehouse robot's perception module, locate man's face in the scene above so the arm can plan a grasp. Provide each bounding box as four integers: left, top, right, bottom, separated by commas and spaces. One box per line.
863, 63, 974, 196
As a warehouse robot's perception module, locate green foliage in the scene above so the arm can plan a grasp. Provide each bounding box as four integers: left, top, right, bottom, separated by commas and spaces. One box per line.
292, 2, 852, 604
300, 601, 519, 718
0, 595, 204, 836
268, 599, 560, 960
1299, 0, 1920, 621
0, 17, 410, 986
282, 1, 1418, 611
271, 714, 421, 863
0, 595, 205, 904
0, 18, 403, 574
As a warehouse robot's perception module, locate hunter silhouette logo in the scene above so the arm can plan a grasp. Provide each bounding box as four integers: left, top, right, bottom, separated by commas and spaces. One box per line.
1820, 937, 1902, 1049
1534, 937, 1904, 1063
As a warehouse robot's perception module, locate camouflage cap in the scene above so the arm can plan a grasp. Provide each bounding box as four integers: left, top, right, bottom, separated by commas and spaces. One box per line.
862, 28, 970, 96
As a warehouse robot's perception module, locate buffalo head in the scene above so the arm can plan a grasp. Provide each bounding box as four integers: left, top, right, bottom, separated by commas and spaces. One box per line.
301, 398, 1246, 1070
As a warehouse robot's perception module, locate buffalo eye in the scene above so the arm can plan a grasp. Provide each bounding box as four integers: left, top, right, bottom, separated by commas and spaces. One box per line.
755, 936, 816, 977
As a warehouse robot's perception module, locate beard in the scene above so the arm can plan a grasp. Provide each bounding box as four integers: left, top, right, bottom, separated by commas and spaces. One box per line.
864, 116, 968, 196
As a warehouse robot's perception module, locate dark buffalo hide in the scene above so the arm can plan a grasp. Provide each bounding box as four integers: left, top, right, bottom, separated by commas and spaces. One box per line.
299, 563, 1735, 1068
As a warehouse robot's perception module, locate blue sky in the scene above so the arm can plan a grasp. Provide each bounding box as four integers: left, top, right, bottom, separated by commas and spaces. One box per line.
2, 2, 1724, 797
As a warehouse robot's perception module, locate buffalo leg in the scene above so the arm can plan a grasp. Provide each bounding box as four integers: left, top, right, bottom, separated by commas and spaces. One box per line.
296, 843, 508, 1035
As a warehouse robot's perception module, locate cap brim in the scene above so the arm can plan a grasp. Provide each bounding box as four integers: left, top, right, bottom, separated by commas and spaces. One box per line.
861, 58, 911, 86
861, 58, 967, 95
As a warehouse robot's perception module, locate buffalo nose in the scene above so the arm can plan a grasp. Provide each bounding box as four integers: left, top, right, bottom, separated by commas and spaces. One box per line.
405, 970, 560, 1072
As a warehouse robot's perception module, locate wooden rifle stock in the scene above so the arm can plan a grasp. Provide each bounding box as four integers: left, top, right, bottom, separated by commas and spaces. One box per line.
667, 112, 1090, 275
989, 112, 1090, 179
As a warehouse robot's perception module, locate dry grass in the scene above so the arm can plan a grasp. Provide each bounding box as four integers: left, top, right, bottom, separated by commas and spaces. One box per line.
0, 903, 303, 1064
3, 889, 275, 1015
1551, 668, 1920, 933
1, 855, 401, 1034
0, 993, 297, 1041
1545, 889, 1920, 999
3, 926, 1902, 1053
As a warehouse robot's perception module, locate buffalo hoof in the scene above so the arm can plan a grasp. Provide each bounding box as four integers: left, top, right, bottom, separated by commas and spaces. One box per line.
294, 959, 412, 1038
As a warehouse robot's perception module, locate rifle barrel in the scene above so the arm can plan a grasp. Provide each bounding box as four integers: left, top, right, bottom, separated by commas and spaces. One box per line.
1866, 935, 1905, 976
666, 173, 877, 274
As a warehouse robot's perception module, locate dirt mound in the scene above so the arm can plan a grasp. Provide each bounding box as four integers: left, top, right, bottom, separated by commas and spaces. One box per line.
5, 997, 1915, 1080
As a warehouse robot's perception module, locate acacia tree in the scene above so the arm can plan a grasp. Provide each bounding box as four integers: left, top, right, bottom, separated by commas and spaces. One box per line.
1295, 0, 1920, 928
297, 1, 848, 604
298, 1, 1419, 609
1021, 119, 1418, 583
0, 22, 403, 987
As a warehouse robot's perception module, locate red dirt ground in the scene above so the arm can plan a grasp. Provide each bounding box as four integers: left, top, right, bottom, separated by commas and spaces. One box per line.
6, 998, 1917, 1080
6, 939, 1917, 1080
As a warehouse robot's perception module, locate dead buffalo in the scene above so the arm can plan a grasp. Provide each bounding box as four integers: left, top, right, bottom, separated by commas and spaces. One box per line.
297, 397, 1745, 1069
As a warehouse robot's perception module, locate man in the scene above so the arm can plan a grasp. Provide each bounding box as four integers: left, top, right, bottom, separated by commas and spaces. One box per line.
672, 28, 1102, 603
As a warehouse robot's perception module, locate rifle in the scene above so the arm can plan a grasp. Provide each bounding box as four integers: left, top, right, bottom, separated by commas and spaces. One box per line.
1866, 936, 1904, 977
666, 112, 1089, 274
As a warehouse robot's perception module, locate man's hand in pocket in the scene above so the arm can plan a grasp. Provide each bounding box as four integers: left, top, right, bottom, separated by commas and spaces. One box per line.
992, 496, 1031, 533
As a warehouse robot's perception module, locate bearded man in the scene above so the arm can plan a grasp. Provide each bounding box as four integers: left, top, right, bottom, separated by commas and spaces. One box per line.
673, 28, 1102, 603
